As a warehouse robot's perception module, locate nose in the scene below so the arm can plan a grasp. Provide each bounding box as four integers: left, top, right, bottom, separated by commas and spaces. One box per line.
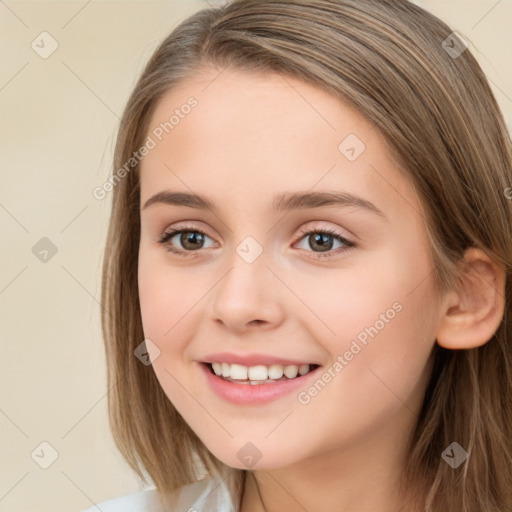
207, 246, 286, 334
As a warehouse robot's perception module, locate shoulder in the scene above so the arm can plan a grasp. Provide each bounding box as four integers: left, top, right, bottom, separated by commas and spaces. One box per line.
79, 475, 240, 512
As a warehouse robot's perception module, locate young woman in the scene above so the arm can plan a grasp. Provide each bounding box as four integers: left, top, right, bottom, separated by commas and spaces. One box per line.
83, 1, 512, 510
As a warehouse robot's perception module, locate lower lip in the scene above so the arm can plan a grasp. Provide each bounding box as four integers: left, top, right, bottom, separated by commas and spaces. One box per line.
199, 363, 320, 405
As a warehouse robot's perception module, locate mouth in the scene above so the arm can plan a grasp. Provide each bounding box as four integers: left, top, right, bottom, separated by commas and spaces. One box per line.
203, 361, 320, 385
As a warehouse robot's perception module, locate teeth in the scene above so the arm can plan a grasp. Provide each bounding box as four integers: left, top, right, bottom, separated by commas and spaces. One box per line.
268, 364, 284, 379
208, 362, 314, 382
299, 364, 309, 375
221, 362, 231, 377
230, 363, 248, 380
248, 365, 268, 381
283, 365, 298, 378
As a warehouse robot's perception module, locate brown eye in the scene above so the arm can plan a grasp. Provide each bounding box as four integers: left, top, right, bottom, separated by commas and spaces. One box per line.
177, 231, 205, 251
307, 232, 334, 252
158, 226, 215, 255
296, 227, 355, 258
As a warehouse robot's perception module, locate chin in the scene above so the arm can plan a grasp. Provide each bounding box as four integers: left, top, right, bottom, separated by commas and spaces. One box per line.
199, 434, 302, 471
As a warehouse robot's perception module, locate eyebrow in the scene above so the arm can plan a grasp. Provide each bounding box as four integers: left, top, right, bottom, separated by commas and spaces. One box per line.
142, 190, 386, 218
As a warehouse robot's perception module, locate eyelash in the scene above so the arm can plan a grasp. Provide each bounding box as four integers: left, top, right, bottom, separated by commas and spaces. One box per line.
157, 224, 356, 259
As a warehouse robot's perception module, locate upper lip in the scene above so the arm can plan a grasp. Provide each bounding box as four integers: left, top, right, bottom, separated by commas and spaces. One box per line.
201, 352, 320, 367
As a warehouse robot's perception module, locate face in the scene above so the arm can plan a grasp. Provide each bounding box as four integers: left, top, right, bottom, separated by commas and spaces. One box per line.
137, 67, 441, 471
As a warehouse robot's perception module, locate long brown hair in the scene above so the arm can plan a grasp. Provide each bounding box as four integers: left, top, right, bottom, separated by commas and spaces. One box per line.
100, 1, 512, 510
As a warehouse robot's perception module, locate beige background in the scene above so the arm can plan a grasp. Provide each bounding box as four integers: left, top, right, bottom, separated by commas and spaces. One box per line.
1, 1, 511, 510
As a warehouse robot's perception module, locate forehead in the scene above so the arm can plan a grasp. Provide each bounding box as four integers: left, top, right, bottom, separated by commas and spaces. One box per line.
139, 67, 417, 218
145, 67, 373, 161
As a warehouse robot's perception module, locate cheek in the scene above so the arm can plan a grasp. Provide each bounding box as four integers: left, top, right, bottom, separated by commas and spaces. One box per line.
332, 280, 437, 423
294, 240, 433, 349
292, 275, 438, 453
137, 257, 202, 408
300, 237, 438, 405
137, 249, 222, 376
137, 250, 195, 355
138, 265, 171, 340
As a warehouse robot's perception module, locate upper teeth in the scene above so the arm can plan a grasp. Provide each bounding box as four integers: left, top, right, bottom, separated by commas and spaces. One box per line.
211, 362, 311, 380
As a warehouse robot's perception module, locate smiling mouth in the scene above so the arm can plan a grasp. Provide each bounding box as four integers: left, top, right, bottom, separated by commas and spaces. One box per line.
204, 362, 320, 385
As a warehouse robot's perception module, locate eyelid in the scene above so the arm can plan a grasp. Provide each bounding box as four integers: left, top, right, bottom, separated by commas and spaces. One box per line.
297, 222, 354, 243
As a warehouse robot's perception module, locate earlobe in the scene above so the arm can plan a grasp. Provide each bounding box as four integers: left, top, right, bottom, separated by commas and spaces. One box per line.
436, 248, 506, 350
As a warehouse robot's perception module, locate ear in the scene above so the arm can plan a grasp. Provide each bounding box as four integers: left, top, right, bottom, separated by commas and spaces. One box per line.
436, 247, 506, 349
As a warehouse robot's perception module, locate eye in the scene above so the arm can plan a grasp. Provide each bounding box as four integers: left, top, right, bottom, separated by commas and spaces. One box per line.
295, 226, 356, 258
157, 224, 356, 259
157, 225, 216, 256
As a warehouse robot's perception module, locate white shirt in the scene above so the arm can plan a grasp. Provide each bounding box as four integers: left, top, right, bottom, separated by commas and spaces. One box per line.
80, 474, 241, 512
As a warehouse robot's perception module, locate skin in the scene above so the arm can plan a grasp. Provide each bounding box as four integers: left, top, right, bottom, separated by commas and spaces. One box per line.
137, 67, 505, 511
